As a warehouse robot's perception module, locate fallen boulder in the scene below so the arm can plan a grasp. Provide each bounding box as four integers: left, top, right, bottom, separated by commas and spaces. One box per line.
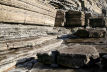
73, 29, 89, 38
37, 51, 59, 65
57, 44, 99, 68
74, 28, 106, 38
37, 44, 99, 68
37, 53, 54, 65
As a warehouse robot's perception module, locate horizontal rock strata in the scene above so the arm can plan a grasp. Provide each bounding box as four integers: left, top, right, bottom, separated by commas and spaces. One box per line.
0, 0, 57, 26
0, 36, 63, 72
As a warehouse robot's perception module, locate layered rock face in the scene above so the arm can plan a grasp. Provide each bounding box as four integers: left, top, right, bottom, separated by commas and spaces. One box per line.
0, 0, 57, 26
40, 0, 107, 16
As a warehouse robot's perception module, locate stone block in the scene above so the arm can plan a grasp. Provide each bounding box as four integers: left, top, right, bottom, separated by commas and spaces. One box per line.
89, 17, 106, 27
37, 45, 99, 68
37, 53, 54, 65
74, 28, 106, 38
74, 29, 89, 38
65, 10, 85, 27
57, 45, 99, 68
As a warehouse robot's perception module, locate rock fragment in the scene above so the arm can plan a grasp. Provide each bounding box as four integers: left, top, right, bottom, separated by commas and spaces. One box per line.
57, 45, 99, 68
89, 17, 106, 28
74, 29, 89, 38
16, 57, 37, 70
74, 28, 106, 38
37, 45, 99, 68
65, 10, 85, 27
37, 52, 54, 65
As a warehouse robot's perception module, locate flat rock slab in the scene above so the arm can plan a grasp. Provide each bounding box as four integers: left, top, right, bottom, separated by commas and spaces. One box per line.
57, 44, 99, 68
58, 44, 99, 58
37, 44, 99, 68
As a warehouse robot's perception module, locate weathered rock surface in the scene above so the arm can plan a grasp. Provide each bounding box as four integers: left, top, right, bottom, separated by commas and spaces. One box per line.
74, 29, 89, 38
89, 17, 106, 27
40, 0, 107, 16
85, 13, 92, 26
16, 57, 37, 70
88, 28, 106, 38
54, 10, 65, 27
0, 0, 107, 72
0, 36, 63, 72
74, 28, 106, 38
65, 10, 85, 27
57, 44, 99, 68
0, 0, 56, 26
37, 53, 55, 65
37, 44, 99, 68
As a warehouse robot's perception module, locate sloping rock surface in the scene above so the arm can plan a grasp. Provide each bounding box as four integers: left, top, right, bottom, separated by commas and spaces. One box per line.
39, 0, 107, 16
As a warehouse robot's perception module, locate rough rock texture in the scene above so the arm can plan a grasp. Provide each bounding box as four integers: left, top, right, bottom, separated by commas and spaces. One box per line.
57, 44, 99, 68
65, 10, 85, 27
74, 29, 89, 38
0, 0, 107, 71
37, 52, 55, 65
74, 28, 106, 38
0, 0, 56, 26
85, 13, 92, 26
54, 10, 65, 27
39, 0, 107, 16
37, 44, 99, 68
89, 17, 106, 27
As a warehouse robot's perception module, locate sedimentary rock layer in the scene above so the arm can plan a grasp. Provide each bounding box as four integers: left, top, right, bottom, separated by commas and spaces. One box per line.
42, 0, 107, 15
0, 0, 57, 26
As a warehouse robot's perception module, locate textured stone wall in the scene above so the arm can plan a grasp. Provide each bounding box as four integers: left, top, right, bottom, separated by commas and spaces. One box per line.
0, 0, 57, 26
